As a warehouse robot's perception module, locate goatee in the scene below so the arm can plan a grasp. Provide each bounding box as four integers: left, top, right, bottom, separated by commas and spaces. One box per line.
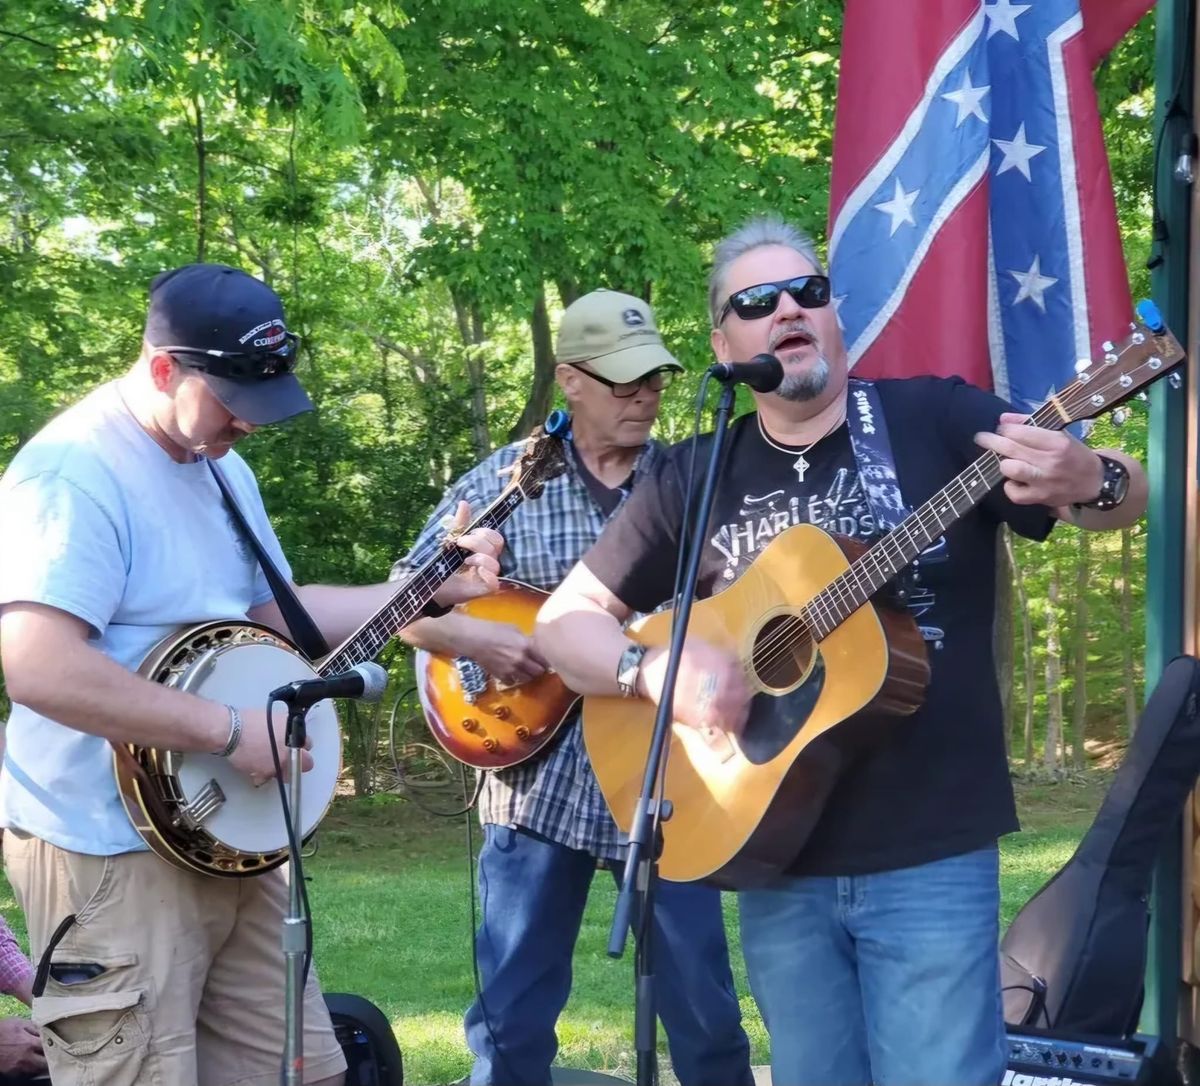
775, 355, 831, 402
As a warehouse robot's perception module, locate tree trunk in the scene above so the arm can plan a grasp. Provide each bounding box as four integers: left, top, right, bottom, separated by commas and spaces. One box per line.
507, 284, 558, 442
192, 96, 207, 263
1004, 529, 1036, 766
994, 529, 1014, 759
1043, 564, 1063, 772
450, 289, 491, 458
1070, 530, 1090, 770
1121, 526, 1138, 735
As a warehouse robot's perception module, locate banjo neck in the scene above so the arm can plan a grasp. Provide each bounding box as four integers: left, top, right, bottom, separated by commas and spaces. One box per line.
317, 482, 530, 679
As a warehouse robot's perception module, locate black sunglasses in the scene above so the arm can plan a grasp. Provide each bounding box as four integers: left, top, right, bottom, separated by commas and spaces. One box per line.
718, 275, 832, 324
571, 364, 676, 398
161, 333, 301, 380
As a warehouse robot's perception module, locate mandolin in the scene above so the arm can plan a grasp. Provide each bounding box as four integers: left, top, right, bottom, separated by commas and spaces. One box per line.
581, 306, 1184, 888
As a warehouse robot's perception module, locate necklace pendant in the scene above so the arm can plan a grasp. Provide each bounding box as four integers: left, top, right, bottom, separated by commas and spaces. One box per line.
794, 454, 810, 482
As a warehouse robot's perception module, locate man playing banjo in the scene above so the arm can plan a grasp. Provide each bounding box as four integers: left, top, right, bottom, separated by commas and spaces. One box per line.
0, 263, 503, 1086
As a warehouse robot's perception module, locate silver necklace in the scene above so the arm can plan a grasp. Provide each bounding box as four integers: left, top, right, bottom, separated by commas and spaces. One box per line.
756, 410, 845, 483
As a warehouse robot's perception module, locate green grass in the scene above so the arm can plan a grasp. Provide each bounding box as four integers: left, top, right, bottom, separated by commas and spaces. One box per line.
0, 773, 1110, 1085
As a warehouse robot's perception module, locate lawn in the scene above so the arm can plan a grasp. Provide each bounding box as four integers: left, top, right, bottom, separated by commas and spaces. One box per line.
0, 773, 1110, 1085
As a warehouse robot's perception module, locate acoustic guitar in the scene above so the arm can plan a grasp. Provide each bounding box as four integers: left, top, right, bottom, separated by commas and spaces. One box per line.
113, 420, 567, 877
581, 306, 1184, 889
415, 581, 579, 770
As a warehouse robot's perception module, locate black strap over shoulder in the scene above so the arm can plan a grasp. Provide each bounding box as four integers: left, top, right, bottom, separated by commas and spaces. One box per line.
207, 459, 329, 660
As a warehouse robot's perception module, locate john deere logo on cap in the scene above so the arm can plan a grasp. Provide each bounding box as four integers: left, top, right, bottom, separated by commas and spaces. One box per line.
622, 308, 646, 327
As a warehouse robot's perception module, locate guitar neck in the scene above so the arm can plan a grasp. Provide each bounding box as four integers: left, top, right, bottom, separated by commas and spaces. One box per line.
319, 486, 526, 677
804, 397, 1065, 639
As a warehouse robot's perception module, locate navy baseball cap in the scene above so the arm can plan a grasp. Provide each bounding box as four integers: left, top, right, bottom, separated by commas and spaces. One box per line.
143, 263, 313, 425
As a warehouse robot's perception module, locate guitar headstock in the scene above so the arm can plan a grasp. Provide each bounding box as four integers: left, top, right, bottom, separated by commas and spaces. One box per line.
501, 411, 570, 500
1050, 301, 1185, 427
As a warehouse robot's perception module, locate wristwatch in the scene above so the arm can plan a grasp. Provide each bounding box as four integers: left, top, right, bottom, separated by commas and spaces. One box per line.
616, 642, 649, 698
1074, 454, 1130, 512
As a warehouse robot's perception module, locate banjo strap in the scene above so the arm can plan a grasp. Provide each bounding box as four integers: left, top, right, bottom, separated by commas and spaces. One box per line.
207, 460, 330, 660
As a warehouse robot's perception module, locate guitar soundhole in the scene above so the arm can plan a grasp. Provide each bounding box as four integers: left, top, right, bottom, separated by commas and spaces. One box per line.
751, 613, 814, 692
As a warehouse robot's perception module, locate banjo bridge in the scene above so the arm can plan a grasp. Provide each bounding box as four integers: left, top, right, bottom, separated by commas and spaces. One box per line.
173, 779, 227, 832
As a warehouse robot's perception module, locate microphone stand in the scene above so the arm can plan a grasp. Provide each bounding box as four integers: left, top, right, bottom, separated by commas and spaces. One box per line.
608, 379, 738, 1086
280, 697, 311, 1086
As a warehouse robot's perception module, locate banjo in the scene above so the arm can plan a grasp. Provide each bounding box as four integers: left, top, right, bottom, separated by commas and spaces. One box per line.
112, 419, 568, 878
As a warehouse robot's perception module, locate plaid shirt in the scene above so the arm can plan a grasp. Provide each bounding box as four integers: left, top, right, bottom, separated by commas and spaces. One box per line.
0, 915, 32, 998
393, 438, 661, 861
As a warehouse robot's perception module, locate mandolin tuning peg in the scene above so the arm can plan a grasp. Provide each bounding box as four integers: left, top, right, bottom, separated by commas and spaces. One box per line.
1169, 372, 1184, 390
1111, 407, 1129, 426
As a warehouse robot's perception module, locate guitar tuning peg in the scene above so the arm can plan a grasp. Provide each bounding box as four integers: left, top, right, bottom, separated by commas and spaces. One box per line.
1074, 358, 1092, 374
1111, 407, 1129, 426
1169, 372, 1184, 390
1136, 392, 1149, 401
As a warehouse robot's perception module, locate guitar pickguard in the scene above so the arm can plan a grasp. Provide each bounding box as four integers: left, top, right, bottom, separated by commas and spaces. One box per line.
740, 655, 826, 766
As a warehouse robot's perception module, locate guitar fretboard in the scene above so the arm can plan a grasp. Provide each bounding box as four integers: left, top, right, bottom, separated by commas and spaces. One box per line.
319, 488, 526, 677
802, 397, 1064, 640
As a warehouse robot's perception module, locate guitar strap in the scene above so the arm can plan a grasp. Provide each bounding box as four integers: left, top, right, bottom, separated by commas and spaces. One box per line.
845, 378, 946, 564
206, 459, 330, 659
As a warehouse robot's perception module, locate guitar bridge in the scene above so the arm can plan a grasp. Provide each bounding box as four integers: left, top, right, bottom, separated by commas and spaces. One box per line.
174, 779, 227, 831
454, 657, 489, 704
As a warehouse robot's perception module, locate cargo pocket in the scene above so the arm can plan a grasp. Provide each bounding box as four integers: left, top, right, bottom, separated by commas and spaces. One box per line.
33, 987, 152, 1086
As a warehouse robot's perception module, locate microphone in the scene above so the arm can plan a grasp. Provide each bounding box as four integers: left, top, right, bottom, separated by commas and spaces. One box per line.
707, 353, 784, 393
270, 661, 389, 708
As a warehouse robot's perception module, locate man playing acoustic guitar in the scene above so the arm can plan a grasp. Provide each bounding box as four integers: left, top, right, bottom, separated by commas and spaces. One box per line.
537, 217, 1148, 1086
393, 289, 753, 1086
0, 263, 503, 1086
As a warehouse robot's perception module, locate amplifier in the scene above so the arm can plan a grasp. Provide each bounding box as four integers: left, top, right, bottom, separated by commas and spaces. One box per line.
1005, 1027, 1172, 1086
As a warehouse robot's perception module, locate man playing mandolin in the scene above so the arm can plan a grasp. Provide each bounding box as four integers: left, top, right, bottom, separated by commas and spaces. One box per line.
0, 264, 503, 1086
393, 289, 753, 1086
537, 217, 1148, 1086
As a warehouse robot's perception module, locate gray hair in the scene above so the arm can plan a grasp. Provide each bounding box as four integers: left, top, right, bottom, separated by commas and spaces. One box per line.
708, 216, 825, 327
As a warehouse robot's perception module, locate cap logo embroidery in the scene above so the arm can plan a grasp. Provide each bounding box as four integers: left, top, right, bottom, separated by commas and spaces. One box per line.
622, 308, 646, 327
240, 318, 287, 347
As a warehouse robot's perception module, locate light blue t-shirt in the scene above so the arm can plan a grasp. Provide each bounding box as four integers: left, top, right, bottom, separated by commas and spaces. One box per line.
0, 382, 292, 855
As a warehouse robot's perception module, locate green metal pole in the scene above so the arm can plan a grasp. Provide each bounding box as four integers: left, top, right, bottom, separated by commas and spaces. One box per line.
1143, 0, 1193, 1044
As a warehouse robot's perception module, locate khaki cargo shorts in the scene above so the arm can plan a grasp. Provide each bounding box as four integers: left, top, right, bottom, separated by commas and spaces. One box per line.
4, 830, 346, 1086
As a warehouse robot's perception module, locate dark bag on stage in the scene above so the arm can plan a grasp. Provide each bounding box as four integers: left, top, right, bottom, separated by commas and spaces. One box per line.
325, 992, 404, 1085
1001, 654, 1200, 1035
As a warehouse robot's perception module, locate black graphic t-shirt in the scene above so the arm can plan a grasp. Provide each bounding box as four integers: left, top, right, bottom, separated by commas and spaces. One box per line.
583, 376, 1056, 876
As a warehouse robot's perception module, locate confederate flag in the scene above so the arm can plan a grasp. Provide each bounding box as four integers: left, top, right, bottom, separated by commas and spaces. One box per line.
828, 0, 1153, 409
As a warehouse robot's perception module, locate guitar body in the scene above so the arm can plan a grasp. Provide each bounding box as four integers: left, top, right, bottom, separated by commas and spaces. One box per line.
582, 523, 929, 888
416, 581, 579, 770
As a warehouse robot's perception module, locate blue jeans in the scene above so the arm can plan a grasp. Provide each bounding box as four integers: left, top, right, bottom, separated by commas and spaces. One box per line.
464, 825, 753, 1086
739, 846, 1005, 1086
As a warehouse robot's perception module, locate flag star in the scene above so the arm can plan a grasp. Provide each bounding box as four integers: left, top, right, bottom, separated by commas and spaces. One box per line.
941, 72, 990, 127
985, 0, 1032, 41
832, 293, 847, 330
992, 123, 1046, 181
873, 179, 920, 237
1009, 256, 1058, 312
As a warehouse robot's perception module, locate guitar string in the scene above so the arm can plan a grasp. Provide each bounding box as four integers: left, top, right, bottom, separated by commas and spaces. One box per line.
740, 346, 1160, 680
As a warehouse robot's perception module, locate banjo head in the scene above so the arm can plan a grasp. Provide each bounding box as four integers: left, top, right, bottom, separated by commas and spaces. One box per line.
173, 640, 342, 855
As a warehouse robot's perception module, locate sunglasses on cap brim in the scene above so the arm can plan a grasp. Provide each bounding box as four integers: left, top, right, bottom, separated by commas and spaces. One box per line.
718, 275, 832, 324
159, 333, 301, 380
